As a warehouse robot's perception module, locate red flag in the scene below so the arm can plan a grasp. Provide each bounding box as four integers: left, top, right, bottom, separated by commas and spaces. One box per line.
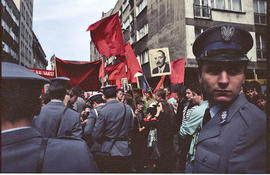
87, 13, 124, 58
169, 58, 185, 85
105, 61, 128, 88
116, 43, 143, 83
55, 57, 101, 91
124, 43, 143, 83
154, 75, 166, 93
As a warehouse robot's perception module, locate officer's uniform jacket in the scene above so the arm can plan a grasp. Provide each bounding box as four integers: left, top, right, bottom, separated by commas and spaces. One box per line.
92, 99, 134, 156
83, 104, 104, 152
192, 94, 266, 173
33, 101, 82, 138
1, 127, 98, 172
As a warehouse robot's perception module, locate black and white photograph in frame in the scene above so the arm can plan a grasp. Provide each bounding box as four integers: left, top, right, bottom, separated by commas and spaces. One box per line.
149, 47, 171, 77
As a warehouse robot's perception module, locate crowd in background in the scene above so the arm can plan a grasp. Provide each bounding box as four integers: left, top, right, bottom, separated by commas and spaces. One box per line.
37, 79, 267, 173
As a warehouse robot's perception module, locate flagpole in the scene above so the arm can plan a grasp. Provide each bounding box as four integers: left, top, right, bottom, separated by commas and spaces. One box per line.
54, 55, 58, 77
124, 51, 142, 129
130, 85, 141, 129
101, 57, 105, 87
103, 55, 108, 86
142, 74, 152, 94
136, 77, 140, 89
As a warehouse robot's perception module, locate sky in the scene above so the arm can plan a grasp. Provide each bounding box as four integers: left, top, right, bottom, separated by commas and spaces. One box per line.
33, 0, 118, 69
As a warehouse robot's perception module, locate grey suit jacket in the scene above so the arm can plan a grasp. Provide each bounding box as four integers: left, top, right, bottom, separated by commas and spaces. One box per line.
33, 101, 82, 138
192, 94, 266, 173
92, 100, 134, 156
1, 127, 98, 172
73, 96, 86, 113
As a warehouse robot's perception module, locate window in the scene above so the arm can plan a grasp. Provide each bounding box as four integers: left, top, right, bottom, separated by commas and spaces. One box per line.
137, 50, 149, 64
256, 33, 266, 61
211, 0, 242, 11
194, 0, 211, 18
2, 41, 9, 53
123, 18, 130, 30
211, 0, 225, 9
254, 0, 267, 25
136, 24, 148, 41
136, 0, 147, 16
228, 0, 241, 11
122, 0, 129, 12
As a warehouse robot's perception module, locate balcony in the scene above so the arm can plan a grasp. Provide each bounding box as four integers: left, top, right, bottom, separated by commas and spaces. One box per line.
194, 4, 211, 19
254, 13, 267, 25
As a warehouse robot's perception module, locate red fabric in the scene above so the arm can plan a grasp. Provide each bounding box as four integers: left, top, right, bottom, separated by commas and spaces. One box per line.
98, 58, 105, 79
87, 13, 124, 58
116, 43, 143, 83
55, 57, 101, 91
29, 68, 55, 79
124, 43, 143, 83
105, 61, 128, 88
154, 75, 166, 93
169, 58, 185, 85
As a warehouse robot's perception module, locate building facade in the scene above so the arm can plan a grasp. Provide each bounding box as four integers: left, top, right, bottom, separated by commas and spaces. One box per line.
17, 0, 34, 67
90, 0, 267, 86
2, 0, 48, 69
1, 0, 20, 64
32, 32, 47, 69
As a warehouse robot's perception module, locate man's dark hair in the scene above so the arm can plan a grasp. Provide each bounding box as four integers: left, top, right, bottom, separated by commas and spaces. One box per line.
41, 93, 51, 105
156, 89, 166, 100
157, 50, 166, 59
72, 85, 84, 97
103, 91, 116, 99
48, 84, 66, 100
116, 89, 124, 93
243, 81, 261, 94
176, 85, 187, 99
190, 83, 203, 96
70, 86, 81, 98
136, 99, 144, 106
1, 80, 43, 123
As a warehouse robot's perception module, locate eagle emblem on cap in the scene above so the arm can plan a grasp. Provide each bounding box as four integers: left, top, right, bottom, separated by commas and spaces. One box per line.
221, 25, 235, 42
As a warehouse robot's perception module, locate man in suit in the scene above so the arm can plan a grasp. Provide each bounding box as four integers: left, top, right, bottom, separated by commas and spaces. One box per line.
152, 50, 170, 74
32, 77, 82, 138
1, 62, 98, 172
92, 85, 134, 172
191, 24, 266, 173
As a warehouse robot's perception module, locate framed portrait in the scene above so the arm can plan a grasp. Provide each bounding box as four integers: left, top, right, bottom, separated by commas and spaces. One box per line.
149, 47, 171, 77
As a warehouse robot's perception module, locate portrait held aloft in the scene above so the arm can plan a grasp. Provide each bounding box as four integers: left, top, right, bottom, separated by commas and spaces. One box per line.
149, 47, 171, 77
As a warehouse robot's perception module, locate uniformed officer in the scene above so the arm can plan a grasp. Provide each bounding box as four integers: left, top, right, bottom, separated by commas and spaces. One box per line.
83, 93, 105, 149
192, 24, 266, 173
32, 77, 82, 138
1, 62, 98, 172
92, 85, 134, 172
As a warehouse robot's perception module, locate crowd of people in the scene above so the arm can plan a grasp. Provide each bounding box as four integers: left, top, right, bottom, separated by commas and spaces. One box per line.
32, 75, 267, 173
2, 24, 267, 173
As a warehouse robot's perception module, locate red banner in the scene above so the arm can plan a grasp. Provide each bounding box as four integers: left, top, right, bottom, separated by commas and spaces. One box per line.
87, 13, 124, 58
55, 57, 101, 91
29, 68, 55, 79
169, 58, 185, 85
